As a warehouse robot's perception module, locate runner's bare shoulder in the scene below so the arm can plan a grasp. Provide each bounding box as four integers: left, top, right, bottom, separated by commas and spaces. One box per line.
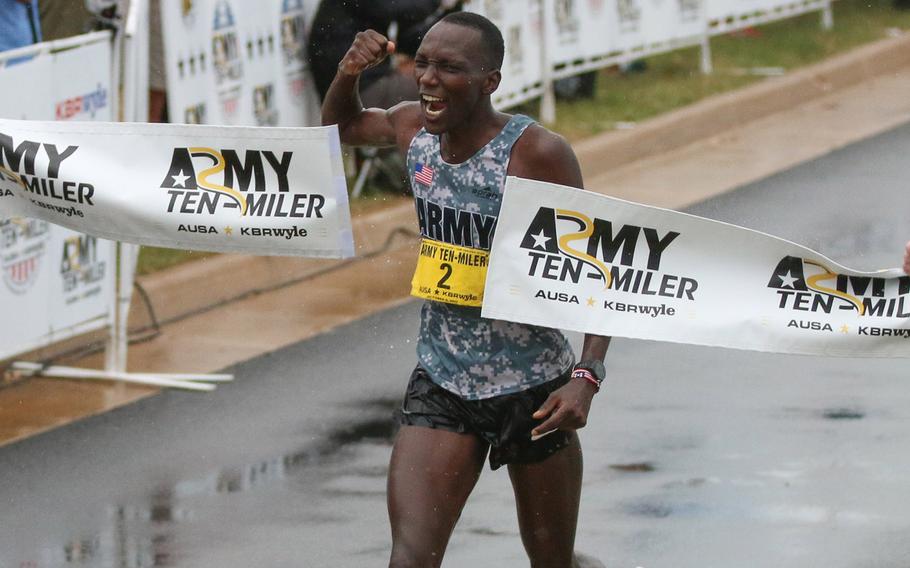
509, 124, 583, 189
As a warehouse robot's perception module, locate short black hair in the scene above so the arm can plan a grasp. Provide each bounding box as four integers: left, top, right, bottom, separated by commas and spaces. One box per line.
439, 11, 505, 71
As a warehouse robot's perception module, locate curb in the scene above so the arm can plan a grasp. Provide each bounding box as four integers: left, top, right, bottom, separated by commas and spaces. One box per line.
132, 33, 910, 332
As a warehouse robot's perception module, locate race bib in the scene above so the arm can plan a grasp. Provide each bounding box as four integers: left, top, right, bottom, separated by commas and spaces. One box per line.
411, 238, 489, 307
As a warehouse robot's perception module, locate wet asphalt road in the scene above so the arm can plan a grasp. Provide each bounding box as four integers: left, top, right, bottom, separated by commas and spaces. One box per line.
2, 122, 910, 568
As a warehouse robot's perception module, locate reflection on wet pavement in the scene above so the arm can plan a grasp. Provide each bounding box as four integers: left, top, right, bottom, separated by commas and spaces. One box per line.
20, 398, 400, 568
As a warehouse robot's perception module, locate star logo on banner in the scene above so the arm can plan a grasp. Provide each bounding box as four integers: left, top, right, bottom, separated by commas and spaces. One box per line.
840, 324, 849, 334
778, 270, 798, 288
224, 226, 233, 236
586, 297, 596, 307
531, 230, 550, 249
171, 171, 190, 187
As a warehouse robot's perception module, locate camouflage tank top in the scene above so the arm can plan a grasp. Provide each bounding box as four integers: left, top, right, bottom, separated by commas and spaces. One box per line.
407, 114, 576, 400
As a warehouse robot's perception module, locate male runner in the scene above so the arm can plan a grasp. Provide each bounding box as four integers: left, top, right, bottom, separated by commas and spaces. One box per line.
323, 12, 610, 568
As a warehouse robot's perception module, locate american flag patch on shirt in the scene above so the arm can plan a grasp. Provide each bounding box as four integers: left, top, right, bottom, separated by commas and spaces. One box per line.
414, 163, 434, 186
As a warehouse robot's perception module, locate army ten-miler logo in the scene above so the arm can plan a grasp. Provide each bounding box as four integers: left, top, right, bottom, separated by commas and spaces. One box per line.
768, 256, 910, 337
161, 147, 325, 239
519, 206, 697, 317
0, 133, 91, 218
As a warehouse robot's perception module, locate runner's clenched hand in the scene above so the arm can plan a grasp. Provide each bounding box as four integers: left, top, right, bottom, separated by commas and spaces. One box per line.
531, 378, 597, 438
338, 30, 396, 77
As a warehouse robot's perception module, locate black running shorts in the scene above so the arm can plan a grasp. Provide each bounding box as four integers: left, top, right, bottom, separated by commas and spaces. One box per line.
396, 366, 575, 470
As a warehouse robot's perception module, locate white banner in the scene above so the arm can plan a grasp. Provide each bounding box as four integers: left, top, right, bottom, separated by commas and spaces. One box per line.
161, 0, 319, 126
482, 177, 910, 357
0, 34, 117, 360
0, 119, 354, 258
640, 0, 706, 48
467, 0, 546, 109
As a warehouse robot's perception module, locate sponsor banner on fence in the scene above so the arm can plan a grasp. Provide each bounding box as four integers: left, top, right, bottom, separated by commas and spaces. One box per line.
0, 34, 116, 360
0, 220, 113, 359
482, 177, 910, 357
0, 119, 354, 258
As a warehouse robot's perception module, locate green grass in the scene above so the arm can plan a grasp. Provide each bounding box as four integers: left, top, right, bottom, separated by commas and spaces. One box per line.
136, 248, 218, 276
535, 0, 910, 140
137, 0, 910, 275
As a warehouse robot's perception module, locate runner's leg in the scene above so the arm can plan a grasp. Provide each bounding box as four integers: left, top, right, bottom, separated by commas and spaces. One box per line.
508, 432, 584, 568
387, 425, 488, 568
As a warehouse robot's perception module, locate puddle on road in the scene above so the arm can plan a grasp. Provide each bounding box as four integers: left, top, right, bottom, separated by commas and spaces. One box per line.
778, 405, 868, 421
622, 499, 704, 519
19, 398, 400, 568
822, 407, 866, 421
466, 527, 515, 537
610, 462, 656, 473
623, 501, 675, 519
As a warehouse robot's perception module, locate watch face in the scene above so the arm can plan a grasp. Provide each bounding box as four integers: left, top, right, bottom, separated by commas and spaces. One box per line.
578, 360, 606, 381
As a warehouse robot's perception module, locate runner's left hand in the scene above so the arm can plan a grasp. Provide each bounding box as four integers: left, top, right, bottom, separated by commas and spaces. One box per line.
531, 378, 597, 437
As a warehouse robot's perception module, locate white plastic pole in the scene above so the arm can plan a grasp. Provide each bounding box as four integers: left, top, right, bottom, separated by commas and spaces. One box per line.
128, 372, 234, 382
821, 1, 834, 31
12, 362, 218, 392
538, 0, 556, 125
123, 0, 150, 123
104, 240, 121, 372
105, 0, 148, 373
700, 34, 713, 75
116, 243, 139, 372
111, 18, 123, 122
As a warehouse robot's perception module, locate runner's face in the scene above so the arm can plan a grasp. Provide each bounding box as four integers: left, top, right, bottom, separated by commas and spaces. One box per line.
414, 23, 498, 134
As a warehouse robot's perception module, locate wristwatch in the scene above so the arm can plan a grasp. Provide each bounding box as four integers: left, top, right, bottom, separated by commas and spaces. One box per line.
572, 360, 606, 390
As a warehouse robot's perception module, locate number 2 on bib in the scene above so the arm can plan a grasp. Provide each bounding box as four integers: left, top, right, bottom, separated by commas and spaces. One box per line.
411, 239, 489, 307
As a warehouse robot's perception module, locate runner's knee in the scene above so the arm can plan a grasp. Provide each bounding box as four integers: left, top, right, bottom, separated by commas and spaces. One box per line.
524, 527, 574, 567
388, 546, 443, 568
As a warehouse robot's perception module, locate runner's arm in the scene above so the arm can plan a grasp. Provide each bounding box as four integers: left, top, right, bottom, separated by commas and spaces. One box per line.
321, 30, 416, 147
904, 241, 910, 275
510, 127, 612, 436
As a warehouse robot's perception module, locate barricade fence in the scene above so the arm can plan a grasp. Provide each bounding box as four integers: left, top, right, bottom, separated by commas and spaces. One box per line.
159, 0, 834, 124
462, 0, 834, 115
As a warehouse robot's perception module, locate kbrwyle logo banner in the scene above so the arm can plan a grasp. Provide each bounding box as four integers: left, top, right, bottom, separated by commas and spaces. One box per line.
0, 119, 354, 258
482, 177, 909, 357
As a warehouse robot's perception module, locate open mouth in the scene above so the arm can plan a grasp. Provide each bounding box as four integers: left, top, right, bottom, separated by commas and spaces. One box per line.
420, 94, 447, 119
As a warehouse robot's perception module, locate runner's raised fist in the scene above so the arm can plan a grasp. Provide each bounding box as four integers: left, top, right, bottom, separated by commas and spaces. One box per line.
338, 30, 396, 77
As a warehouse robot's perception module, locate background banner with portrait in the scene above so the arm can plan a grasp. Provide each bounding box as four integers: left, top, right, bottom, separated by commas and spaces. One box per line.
160, 0, 320, 126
